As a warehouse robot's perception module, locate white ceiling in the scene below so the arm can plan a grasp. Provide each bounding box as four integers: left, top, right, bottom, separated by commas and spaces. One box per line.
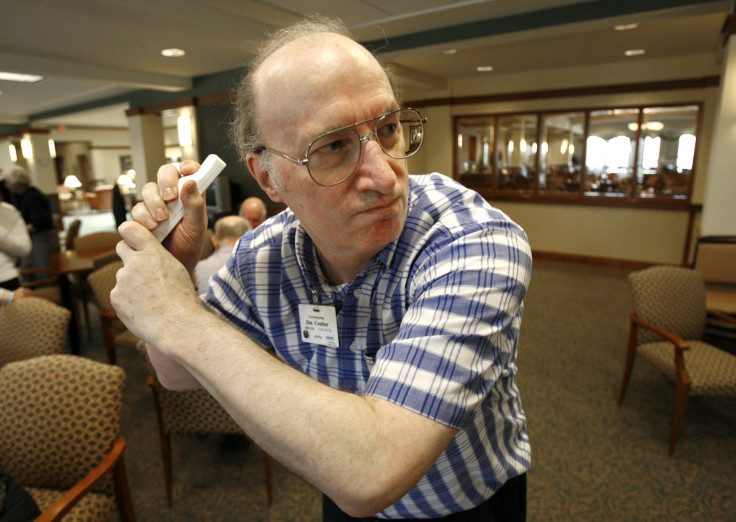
0, 0, 732, 128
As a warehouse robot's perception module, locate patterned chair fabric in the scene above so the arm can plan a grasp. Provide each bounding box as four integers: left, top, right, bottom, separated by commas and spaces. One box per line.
618, 265, 736, 454
629, 265, 706, 345
139, 341, 273, 507
0, 354, 136, 521
87, 260, 138, 364
0, 296, 70, 368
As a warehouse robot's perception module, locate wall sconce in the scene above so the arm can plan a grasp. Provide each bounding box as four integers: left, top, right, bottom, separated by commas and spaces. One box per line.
8, 143, 17, 162
20, 138, 33, 159
177, 116, 193, 147
48, 138, 56, 158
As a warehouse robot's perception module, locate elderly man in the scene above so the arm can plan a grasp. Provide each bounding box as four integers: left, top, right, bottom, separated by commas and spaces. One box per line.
238, 196, 268, 229
112, 17, 531, 521
194, 215, 250, 293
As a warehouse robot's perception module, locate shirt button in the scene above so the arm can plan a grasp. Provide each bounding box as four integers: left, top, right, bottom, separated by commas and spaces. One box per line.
350, 342, 360, 352
353, 288, 361, 297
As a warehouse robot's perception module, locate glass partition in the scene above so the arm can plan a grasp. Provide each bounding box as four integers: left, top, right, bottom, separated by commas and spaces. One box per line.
585, 108, 639, 196
454, 104, 700, 204
635, 105, 698, 198
496, 114, 538, 191
539, 112, 585, 193
455, 116, 495, 186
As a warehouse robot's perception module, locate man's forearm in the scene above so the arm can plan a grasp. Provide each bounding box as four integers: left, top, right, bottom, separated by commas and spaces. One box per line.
157, 310, 456, 517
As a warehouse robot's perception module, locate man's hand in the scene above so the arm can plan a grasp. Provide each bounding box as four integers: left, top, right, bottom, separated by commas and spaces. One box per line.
111, 218, 203, 349
128, 160, 207, 275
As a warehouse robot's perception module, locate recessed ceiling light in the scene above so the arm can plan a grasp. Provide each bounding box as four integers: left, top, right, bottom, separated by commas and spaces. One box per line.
614, 23, 639, 31
624, 49, 646, 57
476, 66, 494, 72
161, 48, 186, 58
0, 71, 44, 83
442, 49, 458, 55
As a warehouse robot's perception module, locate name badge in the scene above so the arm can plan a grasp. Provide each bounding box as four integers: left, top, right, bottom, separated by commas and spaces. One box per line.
298, 304, 339, 347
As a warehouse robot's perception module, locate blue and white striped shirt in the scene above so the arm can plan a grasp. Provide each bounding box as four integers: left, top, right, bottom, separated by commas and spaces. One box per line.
205, 173, 532, 518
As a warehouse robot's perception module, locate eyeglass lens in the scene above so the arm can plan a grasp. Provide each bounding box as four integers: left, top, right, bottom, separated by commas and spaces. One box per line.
306, 109, 424, 186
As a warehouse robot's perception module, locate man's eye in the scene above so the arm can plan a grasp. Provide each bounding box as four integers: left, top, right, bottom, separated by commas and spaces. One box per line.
315, 138, 347, 154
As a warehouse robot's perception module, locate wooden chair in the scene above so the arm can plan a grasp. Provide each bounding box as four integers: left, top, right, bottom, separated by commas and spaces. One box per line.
87, 260, 139, 364
72, 231, 122, 340
64, 218, 82, 252
617, 265, 736, 454
0, 296, 70, 368
138, 343, 273, 507
0, 354, 136, 521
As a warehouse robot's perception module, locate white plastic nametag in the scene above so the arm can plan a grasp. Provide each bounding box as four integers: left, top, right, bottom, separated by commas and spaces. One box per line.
299, 304, 339, 347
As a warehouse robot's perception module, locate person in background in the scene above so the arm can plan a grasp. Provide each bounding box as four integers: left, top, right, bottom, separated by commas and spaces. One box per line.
0, 188, 32, 290
194, 215, 251, 293
0, 286, 33, 306
4, 168, 57, 277
112, 16, 532, 521
238, 196, 267, 229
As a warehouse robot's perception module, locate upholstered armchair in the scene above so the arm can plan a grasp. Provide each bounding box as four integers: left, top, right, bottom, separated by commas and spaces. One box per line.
617, 265, 736, 454
87, 260, 139, 364
0, 354, 136, 521
0, 296, 70, 368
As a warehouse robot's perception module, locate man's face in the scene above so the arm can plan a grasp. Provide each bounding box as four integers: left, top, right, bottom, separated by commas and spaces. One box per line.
250, 35, 410, 282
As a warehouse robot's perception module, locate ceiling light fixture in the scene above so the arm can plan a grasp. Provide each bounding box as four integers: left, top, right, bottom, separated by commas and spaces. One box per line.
442, 49, 458, 55
476, 66, 494, 72
624, 49, 646, 57
0, 71, 44, 83
161, 48, 186, 58
8, 144, 17, 163
614, 23, 639, 31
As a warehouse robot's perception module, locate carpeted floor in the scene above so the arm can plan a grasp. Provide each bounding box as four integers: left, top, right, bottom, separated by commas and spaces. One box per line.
75, 259, 735, 521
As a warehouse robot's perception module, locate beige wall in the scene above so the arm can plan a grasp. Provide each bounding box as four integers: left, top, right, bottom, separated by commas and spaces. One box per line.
404, 54, 722, 266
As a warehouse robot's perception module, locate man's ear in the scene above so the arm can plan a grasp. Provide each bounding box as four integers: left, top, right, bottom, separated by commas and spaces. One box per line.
246, 153, 283, 203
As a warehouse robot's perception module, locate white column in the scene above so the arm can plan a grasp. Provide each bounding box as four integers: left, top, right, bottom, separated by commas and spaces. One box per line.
127, 112, 166, 201
701, 35, 736, 236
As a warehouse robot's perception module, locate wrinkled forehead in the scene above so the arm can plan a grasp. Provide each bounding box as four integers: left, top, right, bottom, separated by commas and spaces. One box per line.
253, 33, 394, 141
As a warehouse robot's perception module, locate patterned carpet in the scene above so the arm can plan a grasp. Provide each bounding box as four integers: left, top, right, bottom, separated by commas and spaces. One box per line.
75, 259, 735, 521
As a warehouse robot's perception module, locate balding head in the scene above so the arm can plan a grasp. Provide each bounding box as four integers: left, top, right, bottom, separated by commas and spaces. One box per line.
239, 197, 268, 229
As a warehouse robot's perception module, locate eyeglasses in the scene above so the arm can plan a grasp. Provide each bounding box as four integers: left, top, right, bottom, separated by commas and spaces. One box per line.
254, 108, 427, 187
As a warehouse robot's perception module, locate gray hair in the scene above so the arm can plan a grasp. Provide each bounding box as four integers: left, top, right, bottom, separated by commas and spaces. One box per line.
214, 215, 251, 240
230, 15, 402, 174
6, 167, 31, 187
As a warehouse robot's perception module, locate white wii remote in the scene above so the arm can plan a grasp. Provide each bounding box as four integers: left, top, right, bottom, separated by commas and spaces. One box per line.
152, 154, 226, 242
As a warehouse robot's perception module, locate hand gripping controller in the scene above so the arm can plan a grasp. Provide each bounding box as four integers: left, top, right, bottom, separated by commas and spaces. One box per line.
152, 154, 226, 242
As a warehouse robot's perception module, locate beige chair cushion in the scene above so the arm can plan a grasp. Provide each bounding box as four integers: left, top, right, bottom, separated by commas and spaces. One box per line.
639, 340, 736, 395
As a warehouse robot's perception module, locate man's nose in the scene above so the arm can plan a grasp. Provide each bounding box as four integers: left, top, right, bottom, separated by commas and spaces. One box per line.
353, 136, 397, 192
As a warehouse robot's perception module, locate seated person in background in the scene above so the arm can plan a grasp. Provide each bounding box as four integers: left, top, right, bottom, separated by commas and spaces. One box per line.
194, 215, 250, 293
112, 16, 532, 521
239, 196, 267, 229
0, 189, 32, 290
4, 168, 57, 278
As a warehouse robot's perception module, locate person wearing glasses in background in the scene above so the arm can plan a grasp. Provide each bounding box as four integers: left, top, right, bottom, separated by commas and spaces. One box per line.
112, 16, 532, 522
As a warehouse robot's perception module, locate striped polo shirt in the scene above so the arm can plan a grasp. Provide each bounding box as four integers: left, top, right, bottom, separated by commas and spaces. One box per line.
204, 173, 532, 519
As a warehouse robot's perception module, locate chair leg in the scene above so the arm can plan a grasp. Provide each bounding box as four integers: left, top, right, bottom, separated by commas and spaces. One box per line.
82, 298, 92, 341
149, 378, 174, 506
262, 451, 273, 507
113, 455, 138, 522
100, 316, 117, 364
668, 381, 690, 455
617, 320, 638, 404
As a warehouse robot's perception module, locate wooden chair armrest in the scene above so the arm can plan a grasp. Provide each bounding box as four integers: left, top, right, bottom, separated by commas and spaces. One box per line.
630, 313, 689, 350
707, 308, 736, 326
35, 436, 127, 522
98, 309, 119, 319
